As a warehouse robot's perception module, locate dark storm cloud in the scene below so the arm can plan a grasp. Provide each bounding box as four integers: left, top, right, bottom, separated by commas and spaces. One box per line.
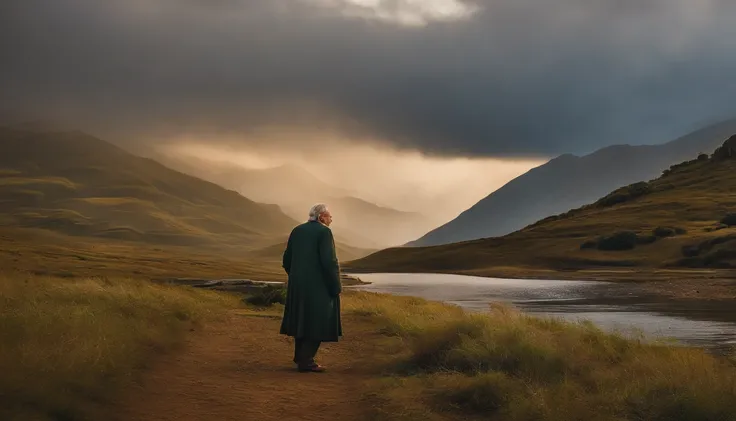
2, 0, 736, 156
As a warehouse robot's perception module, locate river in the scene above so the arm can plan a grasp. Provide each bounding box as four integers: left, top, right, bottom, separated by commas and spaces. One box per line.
347, 273, 736, 353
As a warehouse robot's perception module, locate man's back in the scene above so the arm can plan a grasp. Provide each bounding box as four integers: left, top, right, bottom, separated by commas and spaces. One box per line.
282, 219, 341, 299
285, 221, 326, 276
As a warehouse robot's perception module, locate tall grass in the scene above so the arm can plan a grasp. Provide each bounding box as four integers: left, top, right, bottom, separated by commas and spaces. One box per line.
346, 291, 736, 421
0, 274, 239, 421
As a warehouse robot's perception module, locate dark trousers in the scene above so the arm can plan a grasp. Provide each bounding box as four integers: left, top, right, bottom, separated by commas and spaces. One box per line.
294, 337, 321, 366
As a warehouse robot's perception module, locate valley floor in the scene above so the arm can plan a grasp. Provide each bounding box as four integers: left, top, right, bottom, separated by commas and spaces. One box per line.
8, 278, 736, 421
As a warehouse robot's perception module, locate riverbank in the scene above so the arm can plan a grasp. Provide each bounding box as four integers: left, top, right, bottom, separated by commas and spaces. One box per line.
6, 274, 736, 421
348, 272, 736, 353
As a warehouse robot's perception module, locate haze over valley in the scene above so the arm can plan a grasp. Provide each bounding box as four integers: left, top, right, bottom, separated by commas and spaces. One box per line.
147, 141, 542, 247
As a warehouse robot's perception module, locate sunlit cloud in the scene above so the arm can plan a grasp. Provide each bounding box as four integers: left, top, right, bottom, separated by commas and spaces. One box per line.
302, 0, 480, 26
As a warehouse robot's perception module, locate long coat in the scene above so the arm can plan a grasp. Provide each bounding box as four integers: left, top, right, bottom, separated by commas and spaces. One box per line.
279, 221, 342, 342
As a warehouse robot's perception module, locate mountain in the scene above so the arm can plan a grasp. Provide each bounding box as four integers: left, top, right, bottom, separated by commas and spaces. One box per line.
322, 196, 431, 248
0, 126, 299, 249
345, 135, 736, 273
150, 153, 434, 248
410, 118, 736, 246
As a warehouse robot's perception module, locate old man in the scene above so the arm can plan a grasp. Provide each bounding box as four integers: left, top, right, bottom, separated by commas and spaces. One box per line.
279, 203, 342, 372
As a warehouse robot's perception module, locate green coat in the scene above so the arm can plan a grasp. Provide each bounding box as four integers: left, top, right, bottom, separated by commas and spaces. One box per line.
279, 221, 342, 342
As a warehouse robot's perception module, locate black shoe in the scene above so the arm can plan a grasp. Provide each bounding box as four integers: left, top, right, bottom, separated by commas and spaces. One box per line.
297, 363, 326, 373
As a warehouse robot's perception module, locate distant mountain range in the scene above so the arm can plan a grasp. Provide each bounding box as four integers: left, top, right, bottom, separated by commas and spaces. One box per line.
151, 153, 435, 248
346, 135, 736, 272
409, 118, 736, 247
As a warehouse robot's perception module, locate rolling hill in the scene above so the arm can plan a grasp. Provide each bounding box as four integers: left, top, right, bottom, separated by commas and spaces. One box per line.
0, 126, 299, 249
410, 118, 736, 246
345, 135, 736, 274
150, 153, 434, 248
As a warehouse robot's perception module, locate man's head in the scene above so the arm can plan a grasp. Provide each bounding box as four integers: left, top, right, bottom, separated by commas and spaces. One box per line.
308, 203, 332, 227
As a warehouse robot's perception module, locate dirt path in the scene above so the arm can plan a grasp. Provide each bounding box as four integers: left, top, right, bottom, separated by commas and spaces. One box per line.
115, 310, 387, 421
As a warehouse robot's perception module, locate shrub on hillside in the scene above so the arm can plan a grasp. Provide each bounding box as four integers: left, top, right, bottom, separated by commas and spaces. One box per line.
653, 226, 686, 238
580, 232, 658, 251
579, 240, 598, 250
636, 234, 658, 245
681, 245, 701, 258
244, 284, 286, 307
705, 223, 729, 232
653, 227, 675, 237
595, 182, 651, 208
711, 135, 736, 161
702, 248, 736, 268
596, 231, 639, 251
681, 234, 736, 259
662, 157, 706, 177
677, 236, 736, 268
721, 213, 736, 227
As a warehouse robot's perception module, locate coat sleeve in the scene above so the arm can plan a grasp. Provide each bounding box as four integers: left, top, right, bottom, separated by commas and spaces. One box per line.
318, 228, 342, 297
282, 232, 293, 275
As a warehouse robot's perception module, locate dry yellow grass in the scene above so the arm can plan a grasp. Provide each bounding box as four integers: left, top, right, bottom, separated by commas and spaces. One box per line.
0, 273, 240, 421
0, 227, 291, 282
343, 291, 736, 421
4, 278, 736, 421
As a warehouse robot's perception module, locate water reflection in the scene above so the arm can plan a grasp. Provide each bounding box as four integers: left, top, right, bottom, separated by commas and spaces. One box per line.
348, 273, 736, 353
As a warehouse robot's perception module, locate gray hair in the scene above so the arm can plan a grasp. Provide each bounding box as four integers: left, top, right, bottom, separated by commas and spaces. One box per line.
308, 203, 329, 221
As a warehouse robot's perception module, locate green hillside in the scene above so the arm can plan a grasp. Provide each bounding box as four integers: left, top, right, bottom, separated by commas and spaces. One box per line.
0, 126, 298, 249
346, 136, 736, 274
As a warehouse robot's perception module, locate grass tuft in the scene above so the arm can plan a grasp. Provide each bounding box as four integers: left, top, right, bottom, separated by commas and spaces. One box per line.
244, 284, 287, 306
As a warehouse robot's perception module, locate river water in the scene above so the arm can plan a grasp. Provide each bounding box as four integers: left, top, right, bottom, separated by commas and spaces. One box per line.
348, 273, 736, 353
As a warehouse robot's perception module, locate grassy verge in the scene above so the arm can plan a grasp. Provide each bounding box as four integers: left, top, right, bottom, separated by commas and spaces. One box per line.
0, 227, 289, 282
344, 291, 736, 421
0, 273, 239, 421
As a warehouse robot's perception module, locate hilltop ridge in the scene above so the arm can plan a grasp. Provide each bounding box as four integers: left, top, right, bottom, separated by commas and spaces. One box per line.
0, 126, 298, 249
410, 118, 736, 246
346, 135, 736, 273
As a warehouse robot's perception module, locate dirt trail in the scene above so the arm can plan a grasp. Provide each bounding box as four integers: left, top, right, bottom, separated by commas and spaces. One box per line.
115, 311, 385, 421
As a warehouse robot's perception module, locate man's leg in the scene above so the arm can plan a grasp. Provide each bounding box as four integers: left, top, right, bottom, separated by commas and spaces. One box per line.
297, 339, 322, 369
293, 337, 303, 364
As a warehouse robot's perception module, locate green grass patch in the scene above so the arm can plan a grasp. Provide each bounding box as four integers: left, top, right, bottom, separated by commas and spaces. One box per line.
0, 273, 239, 421
346, 291, 736, 421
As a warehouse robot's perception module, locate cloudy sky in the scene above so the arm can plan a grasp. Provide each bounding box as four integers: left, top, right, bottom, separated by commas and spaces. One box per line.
2, 0, 736, 217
